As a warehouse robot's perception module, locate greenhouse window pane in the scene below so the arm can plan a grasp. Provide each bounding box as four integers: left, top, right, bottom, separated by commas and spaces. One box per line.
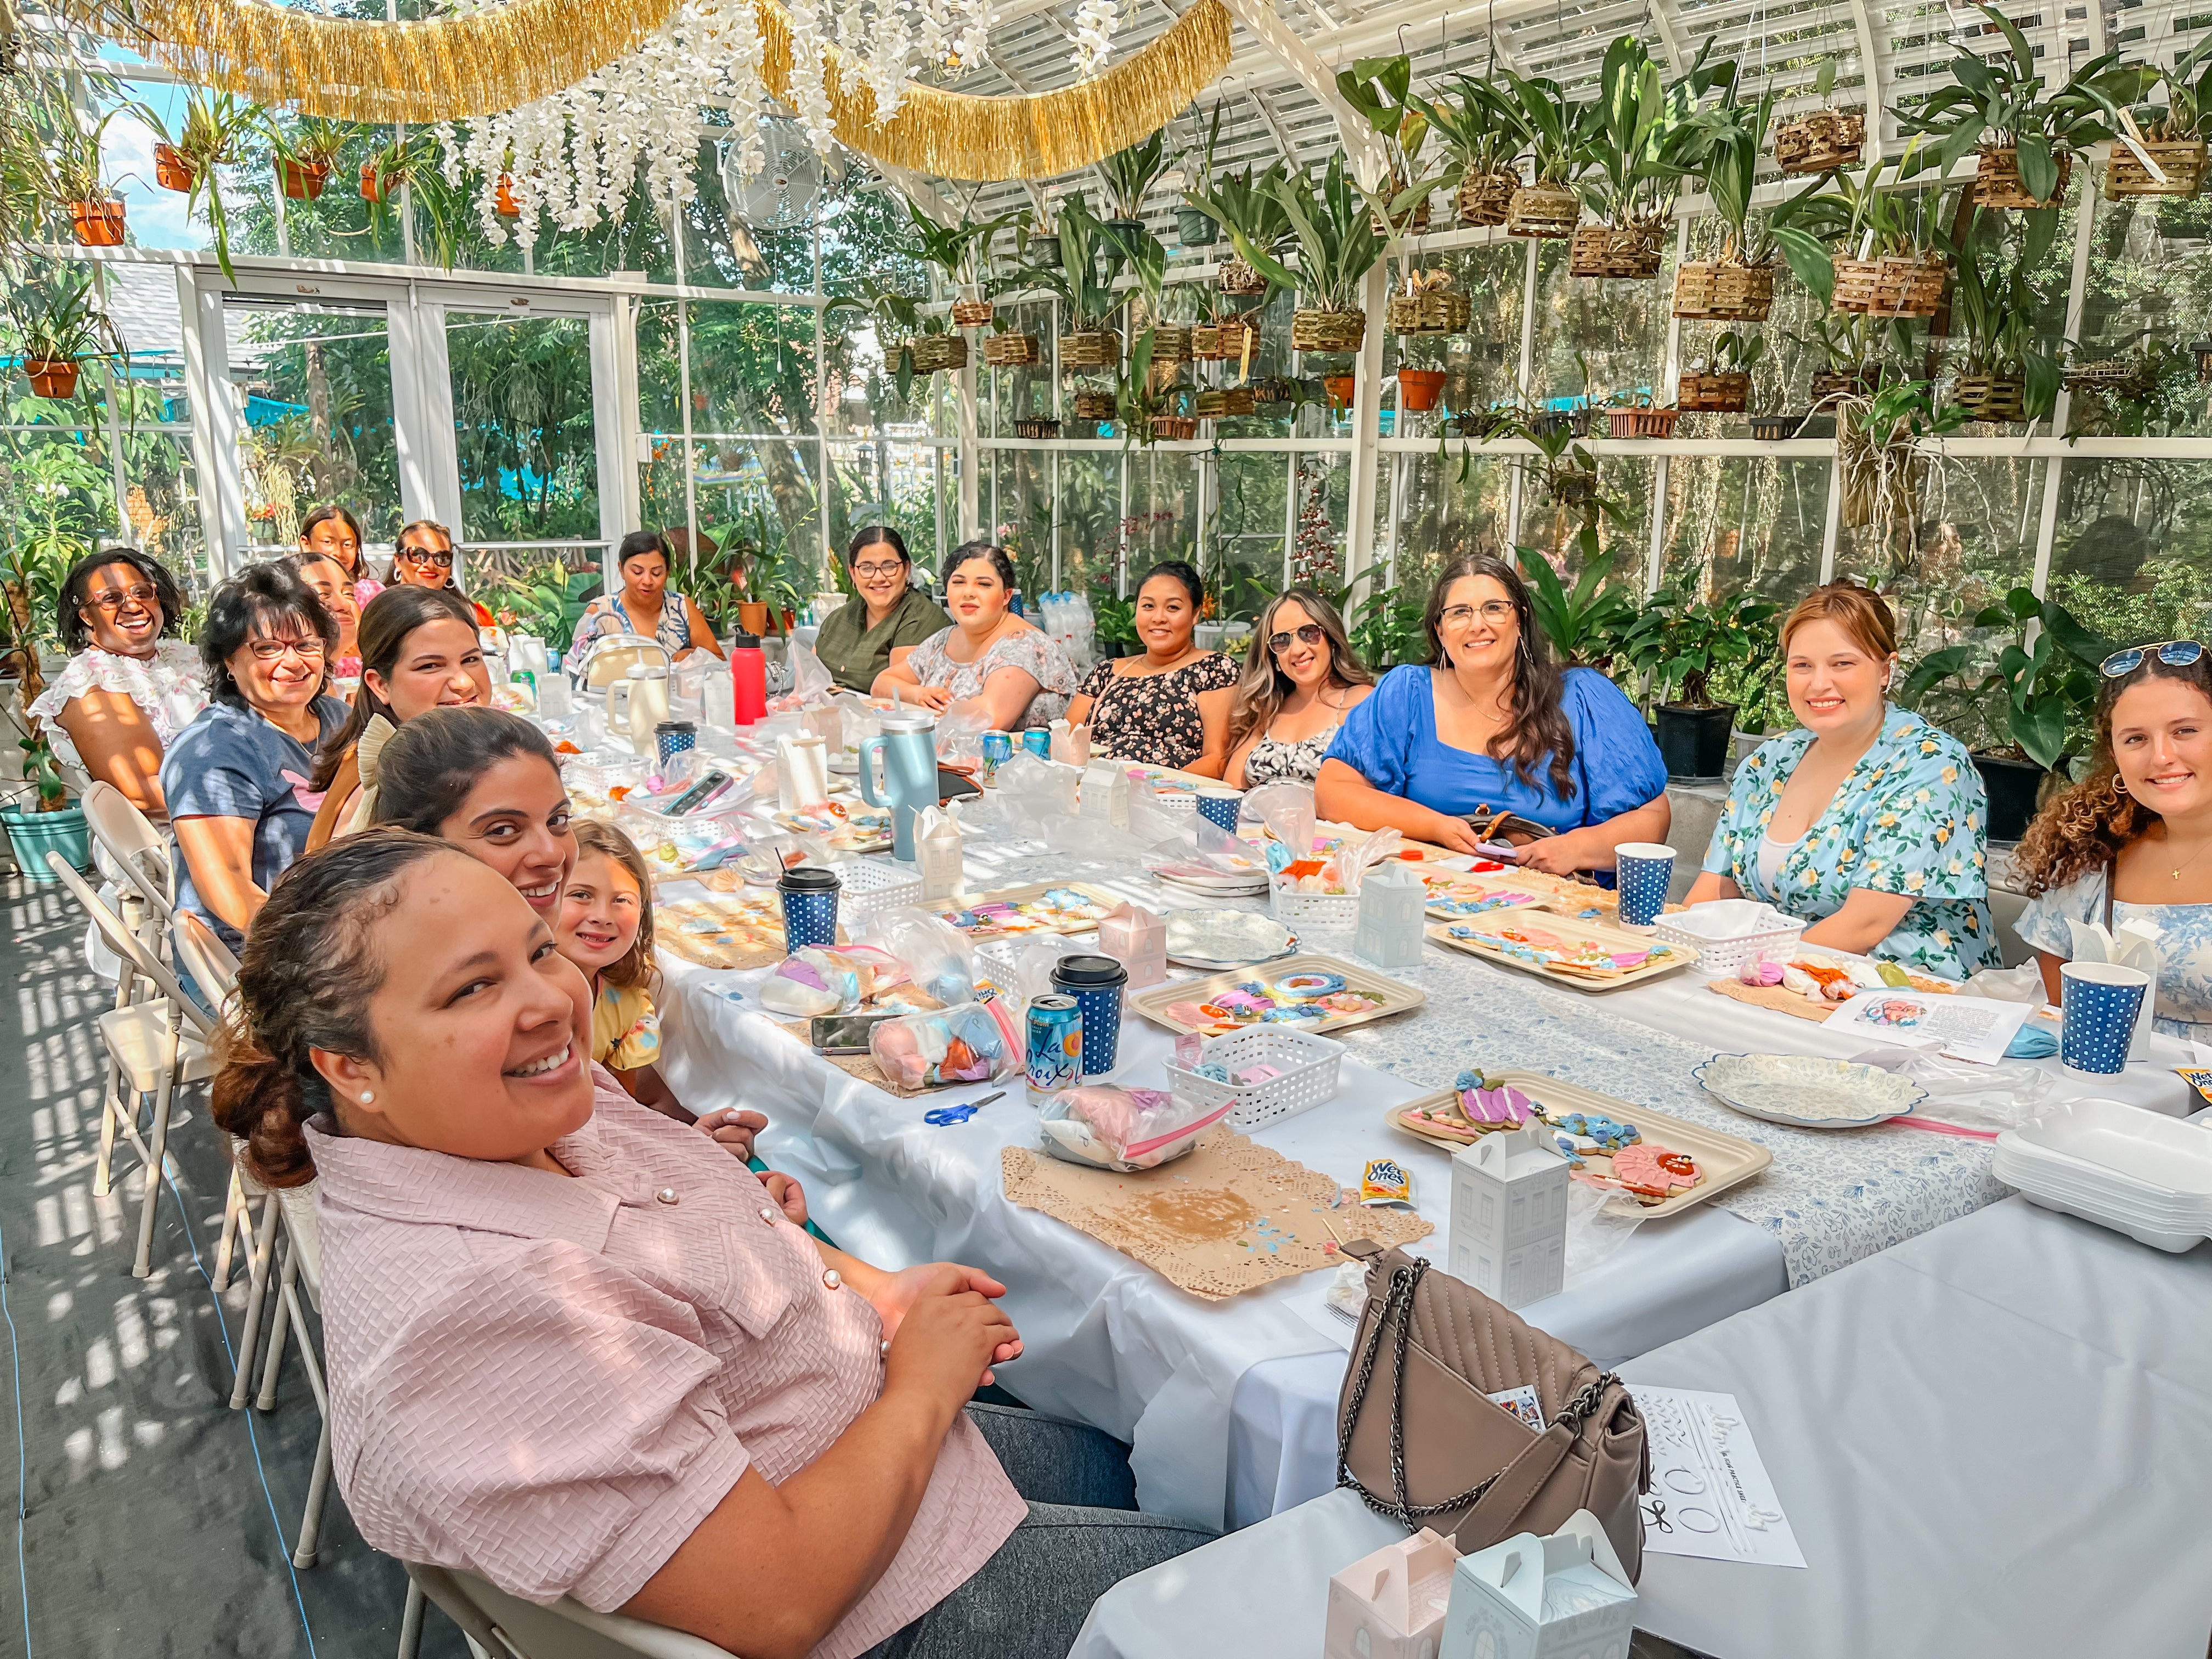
686, 302, 820, 436
985, 298, 1057, 436
1520, 456, 1655, 582
1057, 452, 1124, 596
1530, 239, 1674, 410
1213, 453, 1288, 620
1835, 455, 2047, 661
1383, 241, 1525, 436
1661, 453, 1832, 602
2068, 189, 2212, 437
1386, 452, 1513, 597
2047, 458, 2212, 645
829, 441, 944, 576
989, 448, 1054, 599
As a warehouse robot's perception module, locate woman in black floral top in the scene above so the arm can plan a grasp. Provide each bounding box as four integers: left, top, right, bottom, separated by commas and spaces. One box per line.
1066, 561, 1241, 774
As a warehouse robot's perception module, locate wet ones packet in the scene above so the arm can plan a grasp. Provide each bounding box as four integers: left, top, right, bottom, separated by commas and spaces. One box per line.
1360, 1157, 1415, 1209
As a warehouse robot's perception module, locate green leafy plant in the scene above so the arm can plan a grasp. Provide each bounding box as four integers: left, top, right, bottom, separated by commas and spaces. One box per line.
1183, 159, 1296, 295
1413, 75, 1525, 179
1898, 586, 2103, 768
2130, 32, 2212, 142
824, 278, 926, 398
267, 113, 352, 172
363, 128, 462, 269
1577, 35, 1729, 233
1772, 143, 1946, 306
1706, 329, 1767, 374
1514, 545, 1638, 667
3, 267, 127, 369
140, 89, 265, 280
1948, 212, 2063, 419
1020, 196, 1146, 330
903, 198, 1016, 298
47, 105, 126, 205
1489, 70, 1585, 190
1617, 586, 1782, 709
1095, 131, 1173, 225
1335, 52, 1462, 233
481, 561, 600, 640
1693, 77, 1831, 267
1239, 153, 1385, 314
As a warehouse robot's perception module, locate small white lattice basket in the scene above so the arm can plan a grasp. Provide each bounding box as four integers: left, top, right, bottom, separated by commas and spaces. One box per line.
1166, 1025, 1345, 1131
834, 856, 925, 922
1653, 904, 1803, 978
1269, 881, 1361, 934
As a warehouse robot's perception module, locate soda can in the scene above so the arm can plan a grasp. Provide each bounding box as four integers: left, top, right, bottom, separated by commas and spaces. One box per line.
980, 729, 1014, 785
1025, 994, 1082, 1103
1022, 727, 1053, 761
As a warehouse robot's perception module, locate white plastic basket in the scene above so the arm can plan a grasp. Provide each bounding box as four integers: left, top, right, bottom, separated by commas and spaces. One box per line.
1269, 881, 1361, 934
1166, 1025, 1345, 1132
1653, 905, 1803, 978
834, 856, 925, 922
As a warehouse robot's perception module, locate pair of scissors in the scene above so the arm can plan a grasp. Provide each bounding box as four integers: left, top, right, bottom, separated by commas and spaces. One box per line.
923, 1089, 1004, 1127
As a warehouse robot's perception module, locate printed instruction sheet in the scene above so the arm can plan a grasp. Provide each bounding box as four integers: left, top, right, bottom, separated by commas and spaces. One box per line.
1822, 987, 2032, 1066
1627, 1386, 1807, 1569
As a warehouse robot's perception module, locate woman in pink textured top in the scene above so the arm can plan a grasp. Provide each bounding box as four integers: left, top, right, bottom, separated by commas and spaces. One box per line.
212, 832, 1210, 1658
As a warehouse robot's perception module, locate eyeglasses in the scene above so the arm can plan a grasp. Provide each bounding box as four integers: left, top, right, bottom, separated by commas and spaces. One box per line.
401, 547, 454, 568
852, 561, 906, 580
2102, 640, 2205, 677
88, 585, 159, 613
247, 636, 327, 664
1268, 623, 1327, 654
1438, 601, 1516, 628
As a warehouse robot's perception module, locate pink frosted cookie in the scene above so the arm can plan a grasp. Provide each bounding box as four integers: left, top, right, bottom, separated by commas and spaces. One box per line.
1612, 1143, 1701, 1200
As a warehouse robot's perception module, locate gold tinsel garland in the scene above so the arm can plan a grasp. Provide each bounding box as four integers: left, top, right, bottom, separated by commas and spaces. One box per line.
117, 0, 686, 123
105, 0, 1229, 181
759, 0, 1232, 180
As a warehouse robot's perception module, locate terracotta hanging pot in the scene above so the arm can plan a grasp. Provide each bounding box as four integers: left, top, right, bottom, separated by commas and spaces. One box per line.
495, 174, 522, 217
1323, 373, 1357, 410
737, 601, 772, 636
24, 359, 81, 399
361, 162, 397, 204
154, 144, 198, 193
278, 159, 331, 201
67, 200, 125, 247
1397, 369, 1446, 411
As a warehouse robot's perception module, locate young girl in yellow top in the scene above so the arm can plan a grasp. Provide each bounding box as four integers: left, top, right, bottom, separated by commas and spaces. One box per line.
556, 820, 696, 1122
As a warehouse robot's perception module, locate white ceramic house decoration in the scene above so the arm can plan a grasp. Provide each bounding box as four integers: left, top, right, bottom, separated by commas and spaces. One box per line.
1323, 1526, 1460, 1659
1449, 1120, 1569, 1309
1439, 1509, 1637, 1659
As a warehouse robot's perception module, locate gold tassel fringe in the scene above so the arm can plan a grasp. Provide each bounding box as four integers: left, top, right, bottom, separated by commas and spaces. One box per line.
759, 0, 1232, 181
117, 0, 684, 123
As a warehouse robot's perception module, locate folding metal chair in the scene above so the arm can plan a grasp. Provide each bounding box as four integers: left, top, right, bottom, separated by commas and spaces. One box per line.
170, 911, 257, 1289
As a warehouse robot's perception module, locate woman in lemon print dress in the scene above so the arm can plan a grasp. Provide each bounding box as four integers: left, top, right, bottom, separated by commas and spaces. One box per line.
1682, 582, 1997, 981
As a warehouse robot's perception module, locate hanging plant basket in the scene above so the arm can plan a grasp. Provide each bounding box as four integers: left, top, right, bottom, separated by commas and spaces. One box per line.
1505, 183, 1580, 239
1955, 372, 2027, 422
154, 143, 198, 193
1607, 405, 1680, 438
1773, 109, 1865, 174
951, 298, 995, 328
1192, 314, 1259, 362
1974, 146, 2072, 210
1677, 371, 1752, 413
1194, 387, 1257, 419
1570, 223, 1665, 280
1252, 375, 1302, 405
1748, 413, 1808, 442
1386, 288, 1471, 335
1370, 178, 1433, 236
1323, 373, 1357, 410
1292, 308, 1367, 353
1072, 390, 1117, 420
1150, 325, 1193, 366
1457, 168, 1521, 227
1831, 254, 1949, 319
1059, 330, 1122, 373
67, 200, 125, 247
1811, 366, 1884, 402
2063, 358, 2138, 393
2106, 139, 2208, 199
1031, 234, 1063, 269
278, 159, 332, 200
983, 332, 1042, 368
1148, 415, 1199, 442
908, 334, 969, 374
360, 162, 398, 203
1218, 257, 1268, 297
1672, 259, 1775, 321
24, 358, 81, 399
1176, 206, 1220, 247
1397, 369, 1446, 411
1012, 415, 1062, 439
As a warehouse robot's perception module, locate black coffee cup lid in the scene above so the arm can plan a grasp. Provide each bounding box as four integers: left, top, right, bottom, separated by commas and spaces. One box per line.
732, 632, 762, 648
779, 864, 840, 892
655, 720, 696, 734
1052, 953, 1127, 988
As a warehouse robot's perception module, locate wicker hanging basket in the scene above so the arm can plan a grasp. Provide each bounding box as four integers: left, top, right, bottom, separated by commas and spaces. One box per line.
1149, 326, 1193, 366
1569, 223, 1665, 280
1370, 177, 1434, 236
1386, 288, 1472, 335
1607, 406, 1680, 438
1773, 109, 1865, 174
1955, 373, 2027, 422
1457, 168, 1521, 227
983, 332, 1043, 368
2106, 139, 2208, 199
1218, 257, 1269, 297
1194, 387, 1258, 419
1974, 146, 2072, 210
1811, 366, 1883, 402
1071, 390, 1117, 420
1677, 372, 1752, 413
1505, 183, 1581, 239
1291, 308, 1368, 353
1831, 254, 1949, 319
1252, 376, 1302, 405
1672, 259, 1776, 321
1748, 413, 1808, 442
1011, 416, 1062, 439
906, 335, 969, 374
1148, 415, 1199, 441
951, 298, 995, 328
1059, 330, 1122, 373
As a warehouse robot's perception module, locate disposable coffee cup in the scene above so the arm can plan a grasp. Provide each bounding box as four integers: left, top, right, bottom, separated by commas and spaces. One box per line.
1050, 953, 1129, 1077
2060, 960, 2149, 1075
1613, 842, 1677, 929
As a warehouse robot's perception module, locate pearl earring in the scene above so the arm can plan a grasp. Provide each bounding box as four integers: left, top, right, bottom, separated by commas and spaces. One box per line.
360, 1090, 375, 1104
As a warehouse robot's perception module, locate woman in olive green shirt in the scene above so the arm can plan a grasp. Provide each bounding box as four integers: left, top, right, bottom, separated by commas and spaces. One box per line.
812, 526, 953, 692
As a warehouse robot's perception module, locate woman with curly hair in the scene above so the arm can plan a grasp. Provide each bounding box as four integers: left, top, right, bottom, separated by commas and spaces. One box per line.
2017, 640, 2212, 1035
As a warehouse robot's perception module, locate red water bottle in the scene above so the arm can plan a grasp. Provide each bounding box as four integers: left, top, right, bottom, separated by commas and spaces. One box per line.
729, 631, 767, 726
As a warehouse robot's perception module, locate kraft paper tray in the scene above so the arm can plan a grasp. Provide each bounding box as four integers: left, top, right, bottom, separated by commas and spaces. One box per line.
1127, 951, 1425, 1037
1426, 910, 1701, 994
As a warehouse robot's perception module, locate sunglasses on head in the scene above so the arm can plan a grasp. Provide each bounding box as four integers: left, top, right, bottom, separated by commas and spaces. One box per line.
1268, 623, 1327, 654
2102, 640, 2205, 678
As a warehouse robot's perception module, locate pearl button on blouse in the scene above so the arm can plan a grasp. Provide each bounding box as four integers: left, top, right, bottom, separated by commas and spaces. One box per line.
822, 1268, 842, 1290
656, 1188, 679, 1205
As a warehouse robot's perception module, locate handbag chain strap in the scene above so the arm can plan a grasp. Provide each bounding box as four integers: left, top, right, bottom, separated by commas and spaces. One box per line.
1336, 1257, 1617, 1527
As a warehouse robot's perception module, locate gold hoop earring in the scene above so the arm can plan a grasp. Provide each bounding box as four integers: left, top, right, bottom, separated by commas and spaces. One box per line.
2113, 773, 2126, 795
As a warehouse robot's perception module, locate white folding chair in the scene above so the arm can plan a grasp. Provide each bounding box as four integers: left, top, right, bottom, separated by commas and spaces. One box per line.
400, 1562, 736, 1658
46, 853, 214, 1278
81, 780, 177, 970
577, 635, 670, 692
171, 911, 258, 1289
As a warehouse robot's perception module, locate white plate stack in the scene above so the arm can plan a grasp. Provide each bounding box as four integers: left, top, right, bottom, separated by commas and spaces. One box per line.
1994, 1098, 2212, 1252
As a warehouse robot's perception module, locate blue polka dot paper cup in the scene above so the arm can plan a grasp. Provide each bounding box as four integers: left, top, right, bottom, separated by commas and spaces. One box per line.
777, 865, 841, 950
1612, 841, 1677, 929
1051, 954, 1128, 1078
1196, 788, 1243, 834
2060, 961, 2149, 1075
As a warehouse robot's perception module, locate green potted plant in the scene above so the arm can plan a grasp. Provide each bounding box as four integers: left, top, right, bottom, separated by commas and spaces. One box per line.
902, 198, 1016, 328
1773, 58, 1866, 173
1676, 78, 1829, 321
1774, 144, 1952, 323
1022, 196, 1153, 375
50, 106, 127, 247
1491, 69, 1585, 238
1899, 2, 2148, 210
1617, 586, 1782, 778
1678, 329, 1765, 414
1095, 130, 1172, 251
1415, 73, 1526, 227
1946, 212, 2061, 425
1235, 154, 1385, 355
823, 279, 933, 397
268, 112, 350, 201
1336, 52, 1462, 236
3, 268, 126, 402
1176, 106, 1226, 247
1833, 376, 1965, 538
140, 90, 263, 279
1184, 160, 1293, 306
1569, 36, 1727, 279
2109, 34, 2212, 198
1898, 586, 2104, 839
1514, 545, 1638, 669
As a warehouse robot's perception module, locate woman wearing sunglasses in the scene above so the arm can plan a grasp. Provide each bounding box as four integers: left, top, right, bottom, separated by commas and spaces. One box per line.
1316, 555, 1669, 870
1685, 581, 1997, 979
387, 520, 498, 628
2017, 639, 2212, 1031
1223, 589, 1375, 788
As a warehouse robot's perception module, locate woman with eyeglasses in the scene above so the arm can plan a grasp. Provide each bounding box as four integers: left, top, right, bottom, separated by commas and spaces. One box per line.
159, 565, 352, 953
1684, 582, 1997, 980
1317, 555, 1669, 870
28, 547, 204, 819
1223, 588, 1375, 789
2017, 639, 2212, 1028
387, 520, 498, 628
299, 503, 381, 607
814, 526, 953, 693
1064, 561, 1240, 775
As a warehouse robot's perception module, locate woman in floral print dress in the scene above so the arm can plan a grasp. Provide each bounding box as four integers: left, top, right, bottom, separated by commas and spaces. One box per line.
1684, 582, 1997, 981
